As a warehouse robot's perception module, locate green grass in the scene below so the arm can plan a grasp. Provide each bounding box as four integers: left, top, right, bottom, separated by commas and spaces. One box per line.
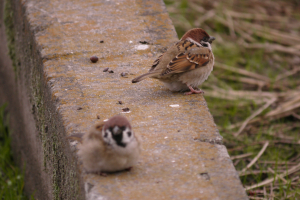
0, 103, 33, 200
165, 0, 300, 199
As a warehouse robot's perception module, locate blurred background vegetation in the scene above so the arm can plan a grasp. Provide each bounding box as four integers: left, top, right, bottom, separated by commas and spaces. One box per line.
0, 104, 33, 199
164, 0, 300, 199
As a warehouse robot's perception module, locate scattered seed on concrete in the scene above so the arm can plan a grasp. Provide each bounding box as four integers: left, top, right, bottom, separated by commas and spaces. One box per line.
170, 104, 180, 107
122, 108, 130, 112
139, 41, 150, 44
99, 40, 104, 43
97, 115, 100, 119
199, 173, 210, 180
103, 67, 109, 72
90, 56, 98, 63
120, 72, 128, 77
108, 70, 114, 73
77, 107, 83, 110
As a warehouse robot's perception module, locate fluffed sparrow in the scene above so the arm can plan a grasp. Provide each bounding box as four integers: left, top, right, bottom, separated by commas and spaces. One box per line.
69, 115, 140, 174
132, 28, 215, 95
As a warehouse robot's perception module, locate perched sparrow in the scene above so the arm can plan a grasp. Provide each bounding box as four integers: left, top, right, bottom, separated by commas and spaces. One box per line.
69, 115, 140, 174
132, 28, 215, 95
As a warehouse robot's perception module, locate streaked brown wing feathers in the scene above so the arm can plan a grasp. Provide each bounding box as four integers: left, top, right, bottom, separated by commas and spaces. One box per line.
176, 40, 199, 52
149, 54, 164, 71
162, 47, 210, 75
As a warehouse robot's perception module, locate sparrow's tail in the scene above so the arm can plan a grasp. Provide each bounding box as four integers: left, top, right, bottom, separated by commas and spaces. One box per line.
132, 71, 159, 83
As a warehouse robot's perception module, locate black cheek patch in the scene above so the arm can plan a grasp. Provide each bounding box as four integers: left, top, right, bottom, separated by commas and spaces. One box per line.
127, 131, 132, 137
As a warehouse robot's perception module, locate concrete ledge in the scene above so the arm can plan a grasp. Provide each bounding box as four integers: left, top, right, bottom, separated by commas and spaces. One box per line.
0, 0, 248, 199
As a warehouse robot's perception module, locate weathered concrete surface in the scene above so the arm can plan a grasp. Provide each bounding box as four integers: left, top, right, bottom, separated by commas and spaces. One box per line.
0, 0, 248, 199
0, 0, 83, 199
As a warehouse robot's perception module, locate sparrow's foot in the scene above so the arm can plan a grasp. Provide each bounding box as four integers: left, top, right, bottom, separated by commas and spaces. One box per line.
99, 172, 108, 177
185, 85, 204, 95
125, 167, 133, 171
85, 169, 108, 176
92, 171, 107, 176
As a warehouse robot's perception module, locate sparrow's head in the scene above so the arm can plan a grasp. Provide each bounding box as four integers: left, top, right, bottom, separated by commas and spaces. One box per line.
102, 115, 134, 148
181, 28, 215, 44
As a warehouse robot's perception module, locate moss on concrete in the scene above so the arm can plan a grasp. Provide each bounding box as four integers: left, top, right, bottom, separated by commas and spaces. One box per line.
29, 54, 81, 198
4, 0, 18, 75
29, 59, 81, 199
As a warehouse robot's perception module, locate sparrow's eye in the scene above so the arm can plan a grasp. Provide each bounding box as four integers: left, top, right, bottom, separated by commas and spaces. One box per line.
202, 36, 209, 42
127, 131, 132, 137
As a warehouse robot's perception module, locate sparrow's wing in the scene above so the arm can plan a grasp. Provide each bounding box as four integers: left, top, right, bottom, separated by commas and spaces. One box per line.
86, 122, 105, 141
161, 45, 211, 75
149, 54, 164, 72
176, 40, 200, 52
149, 39, 199, 72
149, 40, 195, 72
67, 133, 84, 143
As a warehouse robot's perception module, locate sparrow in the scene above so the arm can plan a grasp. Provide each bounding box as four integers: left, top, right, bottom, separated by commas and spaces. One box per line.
68, 115, 141, 174
132, 28, 215, 95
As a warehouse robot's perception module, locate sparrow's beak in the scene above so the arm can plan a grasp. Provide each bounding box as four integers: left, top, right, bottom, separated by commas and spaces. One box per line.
208, 36, 215, 43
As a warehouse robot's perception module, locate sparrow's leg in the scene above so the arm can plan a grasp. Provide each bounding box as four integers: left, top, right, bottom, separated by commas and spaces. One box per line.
184, 85, 204, 95
92, 171, 108, 176
99, 172, 108, 177
85, 169, 108, 176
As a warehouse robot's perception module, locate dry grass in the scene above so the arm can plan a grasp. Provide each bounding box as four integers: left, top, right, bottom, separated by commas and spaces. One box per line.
165, 0, 300, 199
